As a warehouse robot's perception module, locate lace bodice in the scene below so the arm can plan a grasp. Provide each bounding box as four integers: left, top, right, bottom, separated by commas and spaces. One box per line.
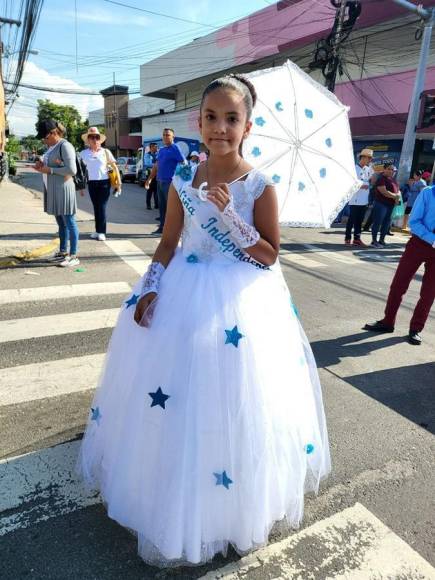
173, 166, 270, 263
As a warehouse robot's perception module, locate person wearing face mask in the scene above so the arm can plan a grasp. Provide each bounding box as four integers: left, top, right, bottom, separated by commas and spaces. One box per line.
34, 119, 79, 268
79, 127, 121, 241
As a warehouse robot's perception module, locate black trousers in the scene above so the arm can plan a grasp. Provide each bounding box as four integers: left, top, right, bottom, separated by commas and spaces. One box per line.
345, 205, 367, 240
88, 179, 111, 234
146, 178, 158, 209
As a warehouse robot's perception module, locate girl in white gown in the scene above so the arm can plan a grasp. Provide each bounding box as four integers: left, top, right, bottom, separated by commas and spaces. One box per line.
78, 74, 331, 567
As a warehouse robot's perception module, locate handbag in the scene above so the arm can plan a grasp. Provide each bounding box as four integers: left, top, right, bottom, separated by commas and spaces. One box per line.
104, 149, 120, 190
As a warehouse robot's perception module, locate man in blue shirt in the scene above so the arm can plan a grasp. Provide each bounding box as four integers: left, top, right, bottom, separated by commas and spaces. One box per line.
144, 142, 159, 211
365, 185, 435, 344
145, 128, 184, 234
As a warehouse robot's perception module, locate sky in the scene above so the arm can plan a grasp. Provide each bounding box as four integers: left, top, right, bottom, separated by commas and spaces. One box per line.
4, 0, 274, 136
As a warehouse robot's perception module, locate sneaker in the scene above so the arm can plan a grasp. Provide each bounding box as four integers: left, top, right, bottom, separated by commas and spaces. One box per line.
52, 251, 68, 260
364, 320, 394, 333
408, 331, 422, 345
97, 233, 106, 241
370, 241, 382, 248
345, 239, 351, 245
90, 232, 98, 239
59, 256, 80, 268
387, 231, 394, 236
378, 240, 388, 247
151, 228, 163, 235
352, 239, 367, 247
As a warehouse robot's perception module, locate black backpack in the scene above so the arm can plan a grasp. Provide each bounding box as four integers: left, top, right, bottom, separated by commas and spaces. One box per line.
59, 142, 88, 191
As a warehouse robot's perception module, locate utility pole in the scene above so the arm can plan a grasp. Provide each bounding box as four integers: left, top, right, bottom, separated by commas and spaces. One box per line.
392, 0, 433, 185
112, 72, 118, 159
0, 17, 22, 181
326, 0, 347, 92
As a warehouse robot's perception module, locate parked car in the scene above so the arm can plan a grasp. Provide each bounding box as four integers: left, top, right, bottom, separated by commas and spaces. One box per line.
117, 157, 137, 183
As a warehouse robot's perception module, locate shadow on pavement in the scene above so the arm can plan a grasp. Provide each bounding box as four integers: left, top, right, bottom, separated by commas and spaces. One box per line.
312, 332, 435, 434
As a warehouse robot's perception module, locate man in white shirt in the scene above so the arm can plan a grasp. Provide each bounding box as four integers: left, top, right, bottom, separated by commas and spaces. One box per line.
345, 148, 374, 246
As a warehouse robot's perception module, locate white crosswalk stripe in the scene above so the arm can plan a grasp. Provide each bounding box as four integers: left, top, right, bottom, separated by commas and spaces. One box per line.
0, 308, 120, 343
0, 281, 131, 305
0, 441, 99, 537
0, 354, 105, 406
280, 251, 327, 268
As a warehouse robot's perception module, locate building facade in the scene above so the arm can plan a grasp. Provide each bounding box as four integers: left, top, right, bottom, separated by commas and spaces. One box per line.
90, 0, 435, 171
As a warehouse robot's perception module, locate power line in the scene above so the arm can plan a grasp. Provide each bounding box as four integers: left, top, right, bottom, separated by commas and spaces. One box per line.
101, 0, 217, 28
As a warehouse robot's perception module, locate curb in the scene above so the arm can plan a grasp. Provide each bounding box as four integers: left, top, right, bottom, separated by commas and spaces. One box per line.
0, 237, 59, 268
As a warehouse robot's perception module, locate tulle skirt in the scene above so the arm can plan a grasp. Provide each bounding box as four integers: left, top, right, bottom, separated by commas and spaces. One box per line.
78, 249, 331, 567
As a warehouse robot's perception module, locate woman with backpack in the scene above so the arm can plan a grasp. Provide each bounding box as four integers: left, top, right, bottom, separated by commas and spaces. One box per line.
34, 119, 80, 268
79, 127, 121, 241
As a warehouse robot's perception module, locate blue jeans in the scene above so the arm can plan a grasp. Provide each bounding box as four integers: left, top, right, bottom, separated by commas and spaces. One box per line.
371, 200, 394, 242
157, 180, 171, 230
55, 214, 79, 255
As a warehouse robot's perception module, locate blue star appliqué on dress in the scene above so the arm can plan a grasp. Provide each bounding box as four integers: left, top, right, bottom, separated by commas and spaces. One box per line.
325, 137, 332, 148
174, 162, 192, 181
255, 116, 266, 126
187, 254, 199, 263
225, 325, 244, 348
275, 101, 284, 112
251, 146, 261, 157
91, 406, 102, 424
125, 293, 140, 308
319, 168, 327, 178
305, 443, 315, 454
298, 182, 305, 192
305, 108, 314, 119
272, 174, 281, 184
214, 470, 233, 489
148, 387, 170, 409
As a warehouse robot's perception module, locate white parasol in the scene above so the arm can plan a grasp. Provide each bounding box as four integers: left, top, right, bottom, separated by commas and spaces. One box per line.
242, 60, 361, 227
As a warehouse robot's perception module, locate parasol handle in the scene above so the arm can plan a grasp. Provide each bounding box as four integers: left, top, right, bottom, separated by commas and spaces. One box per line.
198, 181, 209, 201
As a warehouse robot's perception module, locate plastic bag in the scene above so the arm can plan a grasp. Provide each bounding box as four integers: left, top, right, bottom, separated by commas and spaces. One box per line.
391, 194, 405, 220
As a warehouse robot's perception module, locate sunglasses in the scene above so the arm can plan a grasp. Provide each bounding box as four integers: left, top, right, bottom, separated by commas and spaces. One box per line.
88, 135, 100, 140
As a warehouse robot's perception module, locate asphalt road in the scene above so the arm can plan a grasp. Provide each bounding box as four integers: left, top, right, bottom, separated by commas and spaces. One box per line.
0, 167, 434, 579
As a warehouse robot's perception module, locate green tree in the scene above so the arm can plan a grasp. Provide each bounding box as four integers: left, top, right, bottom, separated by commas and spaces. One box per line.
36, 99, 89, 150
21, 135, 43, 155
5, 135, 22, 175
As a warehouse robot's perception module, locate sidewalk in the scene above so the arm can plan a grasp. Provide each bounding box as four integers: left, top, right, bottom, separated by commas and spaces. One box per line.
0, 177, 91, 266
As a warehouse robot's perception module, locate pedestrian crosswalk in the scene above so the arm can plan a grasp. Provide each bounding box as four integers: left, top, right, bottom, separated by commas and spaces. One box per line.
1, 237, 433, 579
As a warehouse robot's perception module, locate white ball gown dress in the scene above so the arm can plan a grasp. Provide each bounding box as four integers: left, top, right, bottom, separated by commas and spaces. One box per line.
77, 165, 331, 567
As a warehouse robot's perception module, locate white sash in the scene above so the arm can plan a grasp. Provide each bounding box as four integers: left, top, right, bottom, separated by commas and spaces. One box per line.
176, 177, 269, 271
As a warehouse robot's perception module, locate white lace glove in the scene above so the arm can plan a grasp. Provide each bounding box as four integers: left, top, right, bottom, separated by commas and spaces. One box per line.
221, 199, 260, 248
141, 262, 165, 297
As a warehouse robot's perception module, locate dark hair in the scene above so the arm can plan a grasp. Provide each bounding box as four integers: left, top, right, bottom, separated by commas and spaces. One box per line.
149, 142, 157, 147
163, 128, 174, 134
413, 169, 423, 177
383, 162, 394, 169
200, 73, 257, 120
